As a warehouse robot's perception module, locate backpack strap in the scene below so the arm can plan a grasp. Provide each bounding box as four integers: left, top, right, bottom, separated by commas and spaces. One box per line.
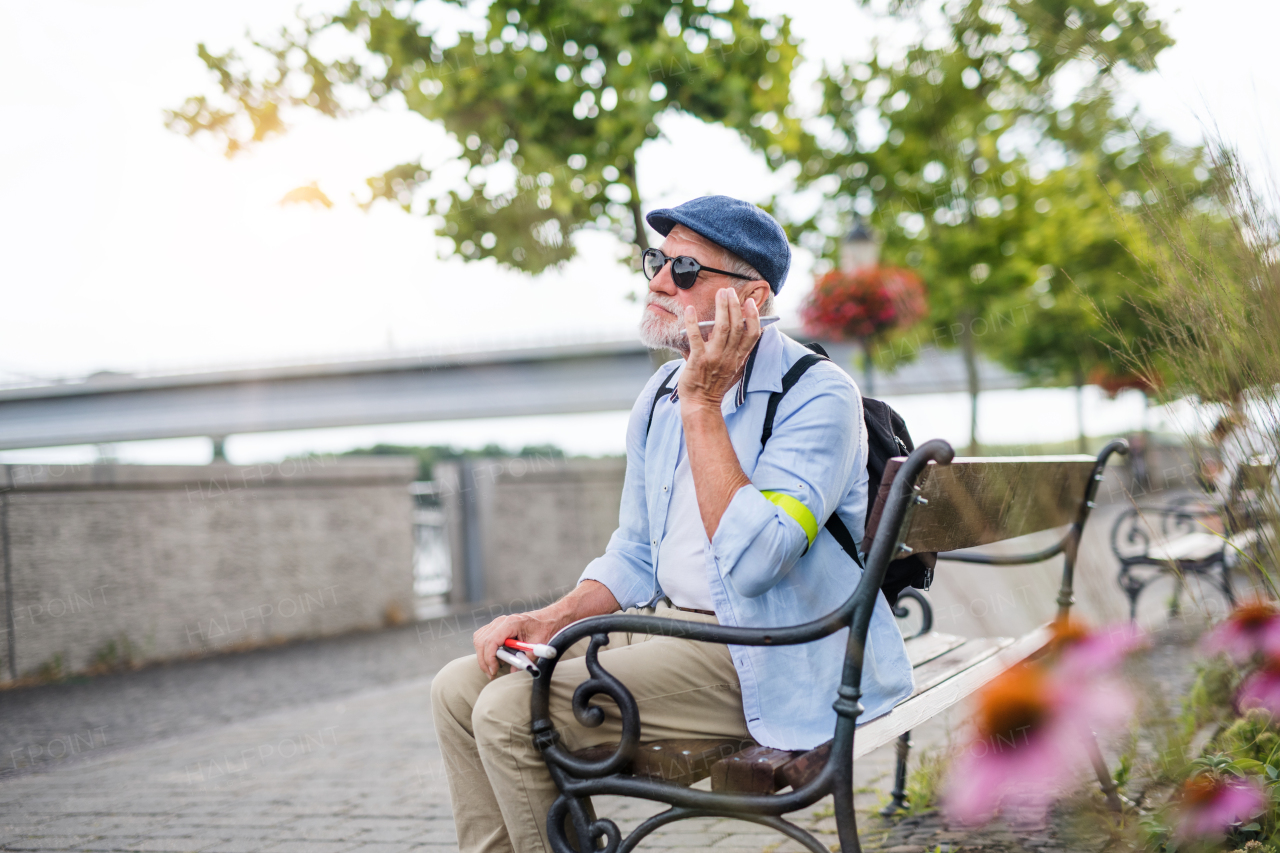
759, 348, 866, 570
645, 365, 681, 437
760, 353, 827, 447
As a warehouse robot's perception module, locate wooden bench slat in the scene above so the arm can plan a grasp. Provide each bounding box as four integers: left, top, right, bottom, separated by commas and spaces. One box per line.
903, 631, 967, 667
567, 633, 973, 793
1146, 532, 1225, 562
853, 624, 1053, 759
568, 628, 1050, 796
1234, 461, 1276, 494
772, 634, 1023, 792
866, 457, 1097, 554
709, 633, 1012, 795
709, 744, 803, 794
776, 740, 830, 792
569, 738, 754, 787
903, 635, 1012, 700
771, 629, 1052, 794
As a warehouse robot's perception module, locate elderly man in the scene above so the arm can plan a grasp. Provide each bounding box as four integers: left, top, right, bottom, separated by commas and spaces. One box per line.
430, 196, 913, 853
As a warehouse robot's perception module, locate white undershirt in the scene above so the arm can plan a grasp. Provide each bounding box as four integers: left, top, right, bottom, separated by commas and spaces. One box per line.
656, 376, 746, 612
656, 443, 716, 611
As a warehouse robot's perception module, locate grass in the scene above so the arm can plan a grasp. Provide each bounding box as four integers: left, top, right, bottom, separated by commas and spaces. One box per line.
903, 747, 950, 815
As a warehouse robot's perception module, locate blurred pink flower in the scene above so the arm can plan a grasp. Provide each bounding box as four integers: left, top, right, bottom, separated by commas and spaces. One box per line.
1054, 620, 1146, 679
1203, 600, 1280, 662
1238, 658, 1280, 715
1176, 775, 1267, 839
942, 659, 1135, 825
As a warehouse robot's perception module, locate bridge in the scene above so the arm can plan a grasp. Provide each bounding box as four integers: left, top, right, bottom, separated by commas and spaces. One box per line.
0, 334, 1022, 451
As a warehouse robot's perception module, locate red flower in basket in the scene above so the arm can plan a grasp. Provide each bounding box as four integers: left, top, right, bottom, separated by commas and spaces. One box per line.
801, 266, 927, 393
801, 267, 927, 343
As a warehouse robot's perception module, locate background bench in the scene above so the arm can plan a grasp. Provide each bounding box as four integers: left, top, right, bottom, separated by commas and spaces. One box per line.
530, 439, 1128, 853
1111, 458, 1274, 619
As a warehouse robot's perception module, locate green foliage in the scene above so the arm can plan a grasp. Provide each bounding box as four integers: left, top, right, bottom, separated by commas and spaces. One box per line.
1185, 653, 1247, 735
904, 747, 950, 814
30, 652, 65, 683
1118, 146, 1280, 408
167, 0, 805, 273
340, 442, 566, 480
1131, 653, 1280, 853
90, 635, 137, 675
788, 0, 1211, 389
1217, 711, 1280, 769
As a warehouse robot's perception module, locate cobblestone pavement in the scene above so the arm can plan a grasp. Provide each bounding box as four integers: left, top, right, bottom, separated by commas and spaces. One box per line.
0, 610, 485, 775
0, 622, 1210, 853
0, 627, 945, 853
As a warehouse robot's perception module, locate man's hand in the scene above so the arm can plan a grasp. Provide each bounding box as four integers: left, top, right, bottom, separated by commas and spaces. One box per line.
471, 580, 621, 678
471, 609, 564, 677
677, 288, 762, 410
678, 288, 759, 540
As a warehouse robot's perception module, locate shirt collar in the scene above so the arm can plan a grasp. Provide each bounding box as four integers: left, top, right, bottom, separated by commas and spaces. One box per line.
746, 323, 785, 394
721, 324, 784, 414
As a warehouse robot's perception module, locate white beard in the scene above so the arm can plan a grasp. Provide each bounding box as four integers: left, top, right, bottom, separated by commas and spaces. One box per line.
638, 294, 691, 354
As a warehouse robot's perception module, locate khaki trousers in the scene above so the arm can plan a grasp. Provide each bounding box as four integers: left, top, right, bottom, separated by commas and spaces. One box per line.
429, 602, 750, 853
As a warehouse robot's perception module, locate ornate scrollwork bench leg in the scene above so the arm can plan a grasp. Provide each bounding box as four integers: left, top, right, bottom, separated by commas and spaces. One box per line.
532, 631, 645, 853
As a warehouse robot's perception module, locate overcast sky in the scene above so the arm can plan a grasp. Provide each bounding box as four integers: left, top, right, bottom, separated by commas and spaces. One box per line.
0, 0, 1275, 461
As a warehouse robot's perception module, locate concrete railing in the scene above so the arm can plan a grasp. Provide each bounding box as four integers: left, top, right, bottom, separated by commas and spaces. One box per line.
434, 457, 627, 610
0, 457, 417, 684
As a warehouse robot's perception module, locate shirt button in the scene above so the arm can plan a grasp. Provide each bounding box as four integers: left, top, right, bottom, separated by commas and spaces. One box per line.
663, 485, 669, 491
652, 539, 658, 546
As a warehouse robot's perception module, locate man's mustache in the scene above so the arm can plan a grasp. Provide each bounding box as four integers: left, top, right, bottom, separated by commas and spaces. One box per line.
645, 294, 685, 319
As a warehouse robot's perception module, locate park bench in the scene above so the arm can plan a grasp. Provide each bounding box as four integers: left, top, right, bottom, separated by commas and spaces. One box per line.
1110, 458, 1274, 619
530, 438, 1129, 853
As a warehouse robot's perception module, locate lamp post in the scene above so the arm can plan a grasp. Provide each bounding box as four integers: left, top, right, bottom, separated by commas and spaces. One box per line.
840, 217, 880, 273
842, 218, 880, 393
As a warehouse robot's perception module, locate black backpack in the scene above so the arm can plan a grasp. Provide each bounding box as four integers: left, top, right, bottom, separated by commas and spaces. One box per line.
646, 342, 935, 604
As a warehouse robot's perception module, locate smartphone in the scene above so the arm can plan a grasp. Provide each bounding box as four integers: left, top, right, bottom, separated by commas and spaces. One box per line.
682, 315, 781, 338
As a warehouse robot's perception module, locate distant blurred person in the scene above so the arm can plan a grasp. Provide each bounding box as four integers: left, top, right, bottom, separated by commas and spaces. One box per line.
429, 196, 913, 853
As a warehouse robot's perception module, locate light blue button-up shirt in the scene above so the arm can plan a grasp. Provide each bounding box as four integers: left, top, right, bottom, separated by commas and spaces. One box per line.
579, 325, 915, 750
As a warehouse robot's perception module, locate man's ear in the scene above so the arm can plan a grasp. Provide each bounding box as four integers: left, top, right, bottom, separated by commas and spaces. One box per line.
743, 280, 771, 310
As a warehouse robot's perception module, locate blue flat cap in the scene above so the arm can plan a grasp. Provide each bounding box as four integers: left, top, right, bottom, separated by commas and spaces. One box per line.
645, 195, 791, 294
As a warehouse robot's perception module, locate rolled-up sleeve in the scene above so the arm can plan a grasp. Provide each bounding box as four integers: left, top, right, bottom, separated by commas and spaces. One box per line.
710, 367, 865, 598
577, 367, 672, 608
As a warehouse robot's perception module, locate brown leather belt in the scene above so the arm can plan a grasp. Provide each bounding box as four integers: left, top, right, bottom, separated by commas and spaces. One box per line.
671, 605, 716, 616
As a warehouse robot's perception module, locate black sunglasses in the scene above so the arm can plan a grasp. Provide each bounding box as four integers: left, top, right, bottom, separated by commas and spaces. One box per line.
641, 248, 755, 290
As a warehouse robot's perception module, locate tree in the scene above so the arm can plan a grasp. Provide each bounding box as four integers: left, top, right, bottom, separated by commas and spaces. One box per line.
976, 138, 1202, 451
166, 0, 806, 274
785, 0, 1208, 453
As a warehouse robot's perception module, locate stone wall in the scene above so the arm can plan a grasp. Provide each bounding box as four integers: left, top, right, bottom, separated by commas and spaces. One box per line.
0, 457, 417, 683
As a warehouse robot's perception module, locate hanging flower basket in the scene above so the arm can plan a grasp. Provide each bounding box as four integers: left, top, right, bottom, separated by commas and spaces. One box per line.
801, 266, 927, 342
1088, 365, 1161, 398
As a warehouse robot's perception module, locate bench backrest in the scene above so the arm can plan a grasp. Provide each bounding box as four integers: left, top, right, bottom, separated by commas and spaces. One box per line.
866, 455, 1100, 554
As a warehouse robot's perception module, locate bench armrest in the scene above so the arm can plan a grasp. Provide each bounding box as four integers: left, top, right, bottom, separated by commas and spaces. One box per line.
527, 604, 858, 780
939, 538, 1066, 566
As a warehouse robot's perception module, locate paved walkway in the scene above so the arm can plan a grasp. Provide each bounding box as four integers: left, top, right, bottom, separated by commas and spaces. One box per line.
0, 656, 941, 853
